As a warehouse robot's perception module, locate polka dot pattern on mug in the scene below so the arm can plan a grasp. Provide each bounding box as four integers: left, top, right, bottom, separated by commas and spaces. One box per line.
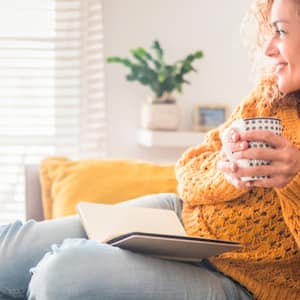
232, 117, 281, 181
244, 118, 281, 136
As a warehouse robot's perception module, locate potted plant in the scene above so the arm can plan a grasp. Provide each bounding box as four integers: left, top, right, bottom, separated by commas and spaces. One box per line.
107, 40, 204, 130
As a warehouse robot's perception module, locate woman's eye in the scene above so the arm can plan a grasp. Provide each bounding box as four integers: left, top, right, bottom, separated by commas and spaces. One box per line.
275, 29, 286, 36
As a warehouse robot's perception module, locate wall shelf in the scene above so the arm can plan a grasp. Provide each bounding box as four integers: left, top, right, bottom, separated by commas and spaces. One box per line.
137, 129, 206, 148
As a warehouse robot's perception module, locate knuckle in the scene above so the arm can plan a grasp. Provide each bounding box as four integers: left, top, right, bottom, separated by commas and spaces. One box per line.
281, 152, 290, 162
281, 164, 290, 174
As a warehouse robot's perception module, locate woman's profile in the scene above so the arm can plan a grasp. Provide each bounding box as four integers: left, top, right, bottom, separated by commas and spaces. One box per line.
0, 0, 299, 299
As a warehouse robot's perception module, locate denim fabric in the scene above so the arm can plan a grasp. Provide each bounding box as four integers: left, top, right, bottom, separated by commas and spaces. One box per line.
28, 239, 254, 300
0, 193, 254, 300
0, 216, 86, 299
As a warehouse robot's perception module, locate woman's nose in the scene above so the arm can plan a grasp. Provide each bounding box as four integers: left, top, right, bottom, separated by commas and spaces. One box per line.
264, 37, 278, 57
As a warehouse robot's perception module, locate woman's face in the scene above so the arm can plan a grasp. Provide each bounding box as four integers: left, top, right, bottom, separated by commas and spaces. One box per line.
265, 0, 300, 94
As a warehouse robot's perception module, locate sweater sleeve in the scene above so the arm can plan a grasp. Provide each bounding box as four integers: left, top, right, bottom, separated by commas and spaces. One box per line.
276, 167, 300, 248
175, 127, 246, 206
174, 79, 277, 206
175, 98, 256, 206
175, 78, 279, 206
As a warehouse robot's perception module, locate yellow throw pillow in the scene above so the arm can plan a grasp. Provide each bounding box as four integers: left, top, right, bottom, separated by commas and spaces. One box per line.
40, 157, 178, 219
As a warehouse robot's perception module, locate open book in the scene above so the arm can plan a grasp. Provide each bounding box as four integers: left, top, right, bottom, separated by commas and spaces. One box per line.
77, 202, 241, 262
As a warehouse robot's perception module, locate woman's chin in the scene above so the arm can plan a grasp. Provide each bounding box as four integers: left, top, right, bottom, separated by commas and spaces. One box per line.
277, 79, 300, 95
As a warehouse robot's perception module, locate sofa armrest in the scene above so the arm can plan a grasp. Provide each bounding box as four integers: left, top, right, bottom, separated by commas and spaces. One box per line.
24, 164, 44, 221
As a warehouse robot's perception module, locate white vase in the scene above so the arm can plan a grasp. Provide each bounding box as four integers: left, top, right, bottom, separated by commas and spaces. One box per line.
141, 102, 180, 131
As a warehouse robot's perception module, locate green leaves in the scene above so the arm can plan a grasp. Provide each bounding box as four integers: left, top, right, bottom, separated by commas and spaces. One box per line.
152, 40, 164, 63
106, 40, 204, 98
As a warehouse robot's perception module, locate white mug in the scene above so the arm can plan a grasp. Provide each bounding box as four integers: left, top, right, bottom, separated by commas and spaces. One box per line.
221, 117, 282, 181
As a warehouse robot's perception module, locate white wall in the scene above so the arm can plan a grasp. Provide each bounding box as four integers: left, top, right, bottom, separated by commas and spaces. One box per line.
103, 0, 254, 163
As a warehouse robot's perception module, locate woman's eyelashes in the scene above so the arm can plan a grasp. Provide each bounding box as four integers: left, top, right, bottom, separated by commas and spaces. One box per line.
274, 27, 287, 37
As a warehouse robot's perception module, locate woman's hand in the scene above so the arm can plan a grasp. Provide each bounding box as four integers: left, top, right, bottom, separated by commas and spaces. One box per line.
217, 130, 249, 189
217, 130, 300, 189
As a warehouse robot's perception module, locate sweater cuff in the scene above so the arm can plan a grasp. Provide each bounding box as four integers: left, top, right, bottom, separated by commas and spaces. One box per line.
277, 171, 300, 201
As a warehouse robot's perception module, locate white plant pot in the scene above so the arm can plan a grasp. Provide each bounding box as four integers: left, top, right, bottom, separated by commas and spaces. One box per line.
141, 102, 180, 130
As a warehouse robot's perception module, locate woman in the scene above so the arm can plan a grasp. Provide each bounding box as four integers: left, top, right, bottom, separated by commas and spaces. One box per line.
1, 0, 299, 299
178, 0, 300, 298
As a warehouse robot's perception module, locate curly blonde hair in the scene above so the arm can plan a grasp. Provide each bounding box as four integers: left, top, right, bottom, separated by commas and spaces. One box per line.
246, 0, 300, 109
254, 0, 300, 49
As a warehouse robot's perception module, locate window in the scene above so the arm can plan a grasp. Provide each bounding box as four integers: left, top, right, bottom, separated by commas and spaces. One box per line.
0, 0, 106, 224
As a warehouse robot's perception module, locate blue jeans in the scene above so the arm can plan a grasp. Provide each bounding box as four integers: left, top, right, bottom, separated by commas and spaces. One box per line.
0, 193, 254, 300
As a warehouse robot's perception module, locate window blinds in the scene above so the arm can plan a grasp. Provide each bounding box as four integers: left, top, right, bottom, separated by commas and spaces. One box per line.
0, 0, 106, 224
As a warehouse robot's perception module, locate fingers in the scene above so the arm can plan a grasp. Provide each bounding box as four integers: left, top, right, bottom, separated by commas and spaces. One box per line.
219, 130, 300, 189
240, 130, 285, 147
229, 141, 248, 153
217, 158, 248, 189
223, 172, 249, 189
245, 174, 293, 188
220, 164, 281, 189
233, 141, 299, 176
218, 159, 295, 189
233, 147, 278, 161
219, 161, 269, 181
218, 155, 278, 188
219, 129, 298, 189
233, 164, 274, 178
231, 131, 240, 142
217, 159, 237, 173
220, 130, 248, 161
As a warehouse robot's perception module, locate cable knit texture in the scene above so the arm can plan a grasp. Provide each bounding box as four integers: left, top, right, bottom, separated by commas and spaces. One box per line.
175, 81, 300, 300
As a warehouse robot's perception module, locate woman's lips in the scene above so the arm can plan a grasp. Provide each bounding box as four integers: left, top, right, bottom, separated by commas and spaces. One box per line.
275, 63, 287, 74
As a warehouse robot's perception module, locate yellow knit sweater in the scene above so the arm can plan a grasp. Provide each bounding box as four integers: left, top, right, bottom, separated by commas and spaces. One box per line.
175, 84, 300, 300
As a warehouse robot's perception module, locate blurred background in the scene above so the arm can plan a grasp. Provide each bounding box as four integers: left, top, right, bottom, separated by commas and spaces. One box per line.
0, 0, 254, 224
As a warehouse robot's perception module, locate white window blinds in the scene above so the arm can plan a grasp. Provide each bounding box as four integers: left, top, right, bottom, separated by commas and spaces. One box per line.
0, 0, 106, 224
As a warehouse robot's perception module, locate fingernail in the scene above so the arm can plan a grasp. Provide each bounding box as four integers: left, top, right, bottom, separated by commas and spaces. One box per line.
240, 142, 247, 149
234, 132, 241, 142
231, 133, 237, 142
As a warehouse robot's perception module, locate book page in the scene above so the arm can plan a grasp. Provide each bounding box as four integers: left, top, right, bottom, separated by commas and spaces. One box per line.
77, 202, 187, 243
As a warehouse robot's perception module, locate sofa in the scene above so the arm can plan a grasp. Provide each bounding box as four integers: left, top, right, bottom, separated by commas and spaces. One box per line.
24, 157, 178, 221
25, 164, 44, 221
